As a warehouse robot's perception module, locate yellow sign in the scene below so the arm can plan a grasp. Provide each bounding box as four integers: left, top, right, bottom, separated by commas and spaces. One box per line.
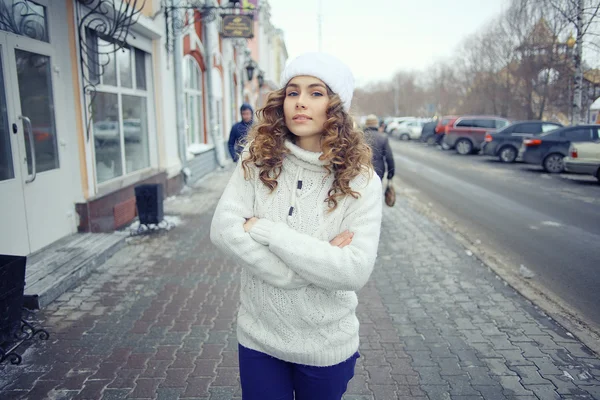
221, 15, 254, 39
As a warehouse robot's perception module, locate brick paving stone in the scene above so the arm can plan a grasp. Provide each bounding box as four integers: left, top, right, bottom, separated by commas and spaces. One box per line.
129, 378, 162, 399
2, 166, 600, 400
101, 388, 131, 400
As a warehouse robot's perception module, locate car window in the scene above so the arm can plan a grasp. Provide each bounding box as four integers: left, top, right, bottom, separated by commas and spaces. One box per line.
496, 124, 515, 134
561, 128, 594, 141
517, 123, 541, 134
475, 119, 496, 129
542, 123, 561, 133
440, 118, 451, 126
456, 119, 475, 127
495, 119, 509, 129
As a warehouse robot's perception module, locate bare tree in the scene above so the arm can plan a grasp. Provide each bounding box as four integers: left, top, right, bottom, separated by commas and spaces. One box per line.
543, 0, 600, 123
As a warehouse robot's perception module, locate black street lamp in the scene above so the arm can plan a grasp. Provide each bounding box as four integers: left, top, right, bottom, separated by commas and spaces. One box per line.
257, 70, 265, 88
245, 61, 256, 81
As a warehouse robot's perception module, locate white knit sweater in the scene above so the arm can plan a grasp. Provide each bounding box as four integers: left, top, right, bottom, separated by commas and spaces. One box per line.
210, 140, 383, 367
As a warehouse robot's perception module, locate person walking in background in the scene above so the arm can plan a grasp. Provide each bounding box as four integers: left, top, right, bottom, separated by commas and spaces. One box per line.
211, 52, 382, 400
228, 103, 254, 162
364, 114, 395, 182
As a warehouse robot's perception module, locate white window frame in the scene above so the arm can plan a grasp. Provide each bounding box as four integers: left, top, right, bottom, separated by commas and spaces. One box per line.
85, 31, 156, 190
183, 56, 207, 147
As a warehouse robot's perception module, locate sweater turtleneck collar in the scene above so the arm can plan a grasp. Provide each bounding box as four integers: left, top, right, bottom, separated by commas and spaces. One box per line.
284, 140, 329, 172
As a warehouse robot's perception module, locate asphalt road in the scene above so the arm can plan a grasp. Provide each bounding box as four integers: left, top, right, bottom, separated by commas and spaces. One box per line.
390, 139, 600, 329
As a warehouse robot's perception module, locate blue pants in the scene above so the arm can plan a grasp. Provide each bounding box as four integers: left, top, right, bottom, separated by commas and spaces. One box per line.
238, 344, 359, 400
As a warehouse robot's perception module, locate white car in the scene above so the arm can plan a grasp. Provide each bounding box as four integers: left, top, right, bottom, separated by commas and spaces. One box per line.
385, 117, 416, 134
564, 140, 600, 182
392, 120, 426, 141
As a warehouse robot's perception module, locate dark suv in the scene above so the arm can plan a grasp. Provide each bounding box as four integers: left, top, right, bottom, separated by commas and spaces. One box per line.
444, 116, 510, 155
482, 121, 563, 163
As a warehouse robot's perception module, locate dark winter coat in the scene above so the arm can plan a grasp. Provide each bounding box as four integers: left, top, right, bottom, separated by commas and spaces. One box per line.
364, 127, 395, 180
228, 120, 252, 162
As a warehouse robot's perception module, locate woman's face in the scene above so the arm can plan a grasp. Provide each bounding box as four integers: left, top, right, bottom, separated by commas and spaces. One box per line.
283, 75, 330, 141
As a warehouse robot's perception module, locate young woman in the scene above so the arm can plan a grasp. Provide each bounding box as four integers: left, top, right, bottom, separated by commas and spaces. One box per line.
210, 52, 383, 400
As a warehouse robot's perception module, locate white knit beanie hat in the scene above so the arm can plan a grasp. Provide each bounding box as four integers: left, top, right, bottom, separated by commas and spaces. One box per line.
281, 52, 355, 112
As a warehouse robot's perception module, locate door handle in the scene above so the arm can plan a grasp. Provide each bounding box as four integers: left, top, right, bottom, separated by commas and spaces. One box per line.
18, 115, 36, 183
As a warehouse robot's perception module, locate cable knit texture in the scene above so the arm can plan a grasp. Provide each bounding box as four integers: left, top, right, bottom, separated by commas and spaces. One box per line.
210, 140, 383, 367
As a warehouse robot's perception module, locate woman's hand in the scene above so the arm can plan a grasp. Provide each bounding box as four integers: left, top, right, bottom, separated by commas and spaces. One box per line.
329, 230, 354, 248
243, 217, 259, 232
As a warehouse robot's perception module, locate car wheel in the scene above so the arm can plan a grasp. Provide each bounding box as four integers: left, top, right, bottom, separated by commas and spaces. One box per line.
426, 136, 436, 145
543, 153, 564, 173
400, 133, 410, 141
456, 139, 473, 155
498, 146, 517, 163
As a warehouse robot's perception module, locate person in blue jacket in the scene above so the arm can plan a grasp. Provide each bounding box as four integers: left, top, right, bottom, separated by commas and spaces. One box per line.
228, 103, 254, 162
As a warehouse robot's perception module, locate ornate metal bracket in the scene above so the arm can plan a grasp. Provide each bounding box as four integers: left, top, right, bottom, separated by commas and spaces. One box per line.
76, 0, 146, 142
0, 308, 50, 366
0, 0, 48, 41
164, 0, 257, 55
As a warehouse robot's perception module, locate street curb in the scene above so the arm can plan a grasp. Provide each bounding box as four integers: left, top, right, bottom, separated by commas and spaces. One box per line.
396, 180, 600, 358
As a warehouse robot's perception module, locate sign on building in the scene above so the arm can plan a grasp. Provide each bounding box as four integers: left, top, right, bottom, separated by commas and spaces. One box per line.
221, 15, 254, 38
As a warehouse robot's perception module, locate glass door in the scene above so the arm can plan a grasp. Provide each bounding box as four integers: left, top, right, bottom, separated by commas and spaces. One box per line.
0, 39, 30, 256
1, 0, 75, 254
7, 32, 73, 253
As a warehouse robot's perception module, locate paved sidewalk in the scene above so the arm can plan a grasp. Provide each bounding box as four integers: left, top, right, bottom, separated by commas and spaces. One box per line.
1, 166, 599, 400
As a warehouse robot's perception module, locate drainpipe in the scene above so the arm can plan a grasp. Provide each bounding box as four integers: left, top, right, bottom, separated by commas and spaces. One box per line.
202, 8, 226, 167
172, 0, 188, 176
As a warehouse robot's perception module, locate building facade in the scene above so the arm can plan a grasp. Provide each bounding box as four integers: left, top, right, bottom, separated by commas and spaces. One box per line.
0, 0, 287, 257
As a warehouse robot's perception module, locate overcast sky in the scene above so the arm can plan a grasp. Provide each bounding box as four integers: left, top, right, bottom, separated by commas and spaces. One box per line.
267, 0, 510, 87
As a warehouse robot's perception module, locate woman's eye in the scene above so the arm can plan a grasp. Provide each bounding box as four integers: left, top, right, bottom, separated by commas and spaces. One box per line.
286, 91, 298, 97
312, 92, 324, 97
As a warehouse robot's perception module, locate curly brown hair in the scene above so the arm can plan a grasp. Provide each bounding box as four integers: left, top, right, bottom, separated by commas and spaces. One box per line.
241, 86, 373, 210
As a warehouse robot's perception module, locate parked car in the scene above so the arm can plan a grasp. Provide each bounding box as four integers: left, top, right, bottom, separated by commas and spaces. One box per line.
386, 117, 416, 134
564, 141, 600, 181
420, 120, 439, 144
520, 125, 600, 173
482, 121, 563, 163
392, 119, 426, 140
443, 116, 510, 155
434, 116, 459, 146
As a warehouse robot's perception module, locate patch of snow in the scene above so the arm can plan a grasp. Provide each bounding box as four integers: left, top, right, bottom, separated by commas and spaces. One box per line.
519, 264, 536, 279
541, 221, 562, 227
563, 371, 575, 381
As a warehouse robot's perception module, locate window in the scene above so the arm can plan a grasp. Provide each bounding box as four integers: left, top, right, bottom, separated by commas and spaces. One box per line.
0, 0, 49, 42
474, 119, 496, 129
563, 128, 594, 142
88, 31, 151, 184
0, 50, 13, 181
456, 119, 475, 127
494, 119, 509, 129
542, 123, 561, 133
518, 123, 541, 134
498, 124, 514, 134
183, 57, 206, 146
